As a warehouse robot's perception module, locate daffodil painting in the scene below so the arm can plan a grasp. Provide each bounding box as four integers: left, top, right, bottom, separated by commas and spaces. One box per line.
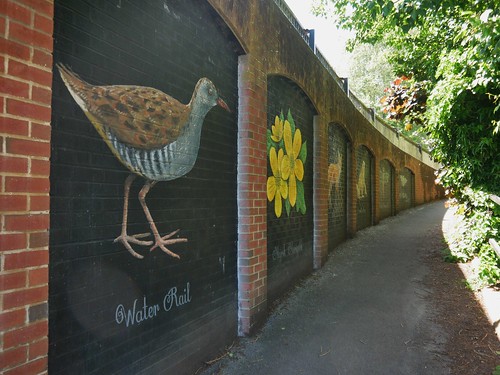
267, 110, 307, 218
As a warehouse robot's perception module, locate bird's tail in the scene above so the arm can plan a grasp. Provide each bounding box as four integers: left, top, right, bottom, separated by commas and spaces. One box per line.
56, 63, 92, 111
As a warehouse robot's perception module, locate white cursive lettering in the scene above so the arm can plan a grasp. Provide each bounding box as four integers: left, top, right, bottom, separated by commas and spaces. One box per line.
114, 283, 192, 327
163, 282, 192, 311
115, 296, 160, 327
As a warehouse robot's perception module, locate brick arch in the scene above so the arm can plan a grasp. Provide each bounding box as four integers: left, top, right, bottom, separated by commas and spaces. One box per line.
379, 159, 396, 220
355, 145, 375, 231
267, 73, 319, 116
329, 122, 354, 144
327, 123, 352, 249
266, 74, 316, 304
0, 1, 447, 372
354, 141, 377, 161
399, 167, 416, 211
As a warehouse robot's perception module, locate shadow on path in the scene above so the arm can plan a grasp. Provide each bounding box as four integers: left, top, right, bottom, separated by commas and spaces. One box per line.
200, 201, 499, 375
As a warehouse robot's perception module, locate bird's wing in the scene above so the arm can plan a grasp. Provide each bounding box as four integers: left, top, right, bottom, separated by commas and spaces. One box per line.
85, 85, 191, 150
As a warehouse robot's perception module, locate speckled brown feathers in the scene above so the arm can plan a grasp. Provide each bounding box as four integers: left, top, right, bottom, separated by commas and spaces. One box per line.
57, 63, 189, 150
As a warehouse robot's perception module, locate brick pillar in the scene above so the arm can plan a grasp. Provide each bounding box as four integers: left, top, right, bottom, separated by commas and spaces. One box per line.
0, 1, 53, 373
349, 143, 358, 235
394, 165, 401, 214
414, 163, 424, 205
313, 116, 328, 269
237, 54, 268, 336
373, 155, 380, 225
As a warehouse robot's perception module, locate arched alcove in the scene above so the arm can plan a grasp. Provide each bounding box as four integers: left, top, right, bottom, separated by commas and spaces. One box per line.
379, 159, 396, 220
399, 167, 416, 211
356, 145, 374, 231
328, 124, 352, 249
266, 74, 316, 303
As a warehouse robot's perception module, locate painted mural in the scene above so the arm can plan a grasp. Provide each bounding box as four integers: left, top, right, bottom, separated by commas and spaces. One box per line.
57, 64, 229, 259
50, 1, 240, 374
356, 161, 368, 199
266, 110, 307, 218
399, 168, 415, 210
328, 125, 350, 249
356, 146, 373, 230
379, 159, 395, 219
328, 151, 343, 205
266, 75, 314, 305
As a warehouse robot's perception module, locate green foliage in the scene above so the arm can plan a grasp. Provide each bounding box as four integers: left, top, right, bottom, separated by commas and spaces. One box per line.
348, 42, 396, 108
445, 189, 500, 287
380, 76, 429, 129
313, 0, 500, 196
478, 243, 500, 287
313, 0, 500, 284
427, 7, 500, 196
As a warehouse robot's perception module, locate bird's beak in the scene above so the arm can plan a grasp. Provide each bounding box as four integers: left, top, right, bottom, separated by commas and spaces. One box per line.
217, 97, 231, 112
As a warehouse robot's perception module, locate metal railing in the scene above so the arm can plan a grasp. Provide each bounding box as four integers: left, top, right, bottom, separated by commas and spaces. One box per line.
272, 0, 312, 47
272, 0, 427, 156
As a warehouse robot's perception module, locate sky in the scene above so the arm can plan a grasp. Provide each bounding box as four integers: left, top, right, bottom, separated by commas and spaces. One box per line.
283, 0, 353, 77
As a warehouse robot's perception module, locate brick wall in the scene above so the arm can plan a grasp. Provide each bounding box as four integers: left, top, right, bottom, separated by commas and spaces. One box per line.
208, 0, 443, 334
0, 1, 53, 374
0, 0, 445, 373
327, 124, 351, 250
237, 54, 268, 335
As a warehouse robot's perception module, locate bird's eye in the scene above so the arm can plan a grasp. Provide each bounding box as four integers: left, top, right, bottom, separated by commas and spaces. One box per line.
208, 88, 214, 96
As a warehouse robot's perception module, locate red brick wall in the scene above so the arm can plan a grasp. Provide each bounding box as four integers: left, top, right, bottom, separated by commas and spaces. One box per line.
209, 0, 443, 334
0, 1, 53, 373
313, 116, 328, 269
0, 0, 444, 364
237, 54, 268, 335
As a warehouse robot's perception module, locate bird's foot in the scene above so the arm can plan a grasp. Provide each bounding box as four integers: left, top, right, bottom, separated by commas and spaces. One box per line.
150, 229, 188, 259
114, 232, 153, 259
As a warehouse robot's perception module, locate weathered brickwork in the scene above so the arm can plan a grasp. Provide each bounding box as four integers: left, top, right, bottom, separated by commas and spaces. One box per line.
379, 159, 396, 220
0, 0, 444, 373
237, 53, 269, 336
328, 124, 350, 249
0, 0, 53, 374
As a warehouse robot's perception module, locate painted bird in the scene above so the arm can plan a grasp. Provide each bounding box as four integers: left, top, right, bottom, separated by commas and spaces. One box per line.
57, 63, 230, 259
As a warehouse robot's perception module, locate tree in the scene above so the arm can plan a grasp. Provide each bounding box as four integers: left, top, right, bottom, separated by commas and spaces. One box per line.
313, 0, 500, 196
379, 75, 428, 130
348, 42, 395, 109
313, 0, 500, 286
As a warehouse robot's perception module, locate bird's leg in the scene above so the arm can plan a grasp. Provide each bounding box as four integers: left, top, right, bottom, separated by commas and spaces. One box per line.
114, 174, 153, 259
138, 180, 188, 259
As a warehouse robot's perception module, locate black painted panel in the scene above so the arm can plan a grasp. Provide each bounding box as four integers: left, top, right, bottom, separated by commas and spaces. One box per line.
328, 125, 350, 249
399, 168, 415, 211
50, 1, 241, 374
356, 146, 373, 231
266, 75, 315, 304
379, 159, 395, 220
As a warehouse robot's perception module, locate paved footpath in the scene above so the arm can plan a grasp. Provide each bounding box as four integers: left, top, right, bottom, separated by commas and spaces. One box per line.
203, 201, 452, 375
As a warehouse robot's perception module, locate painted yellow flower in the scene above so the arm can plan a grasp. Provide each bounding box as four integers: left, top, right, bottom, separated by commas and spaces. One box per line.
267, 147, 288, 217
281, 121, 304, 207
270, 115, 287, 143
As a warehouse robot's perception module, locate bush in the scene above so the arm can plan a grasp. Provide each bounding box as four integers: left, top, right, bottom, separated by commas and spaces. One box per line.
445, 188, 500, 288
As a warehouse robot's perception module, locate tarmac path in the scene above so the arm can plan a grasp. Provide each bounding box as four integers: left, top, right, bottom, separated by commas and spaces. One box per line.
203, 201, 452, 375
